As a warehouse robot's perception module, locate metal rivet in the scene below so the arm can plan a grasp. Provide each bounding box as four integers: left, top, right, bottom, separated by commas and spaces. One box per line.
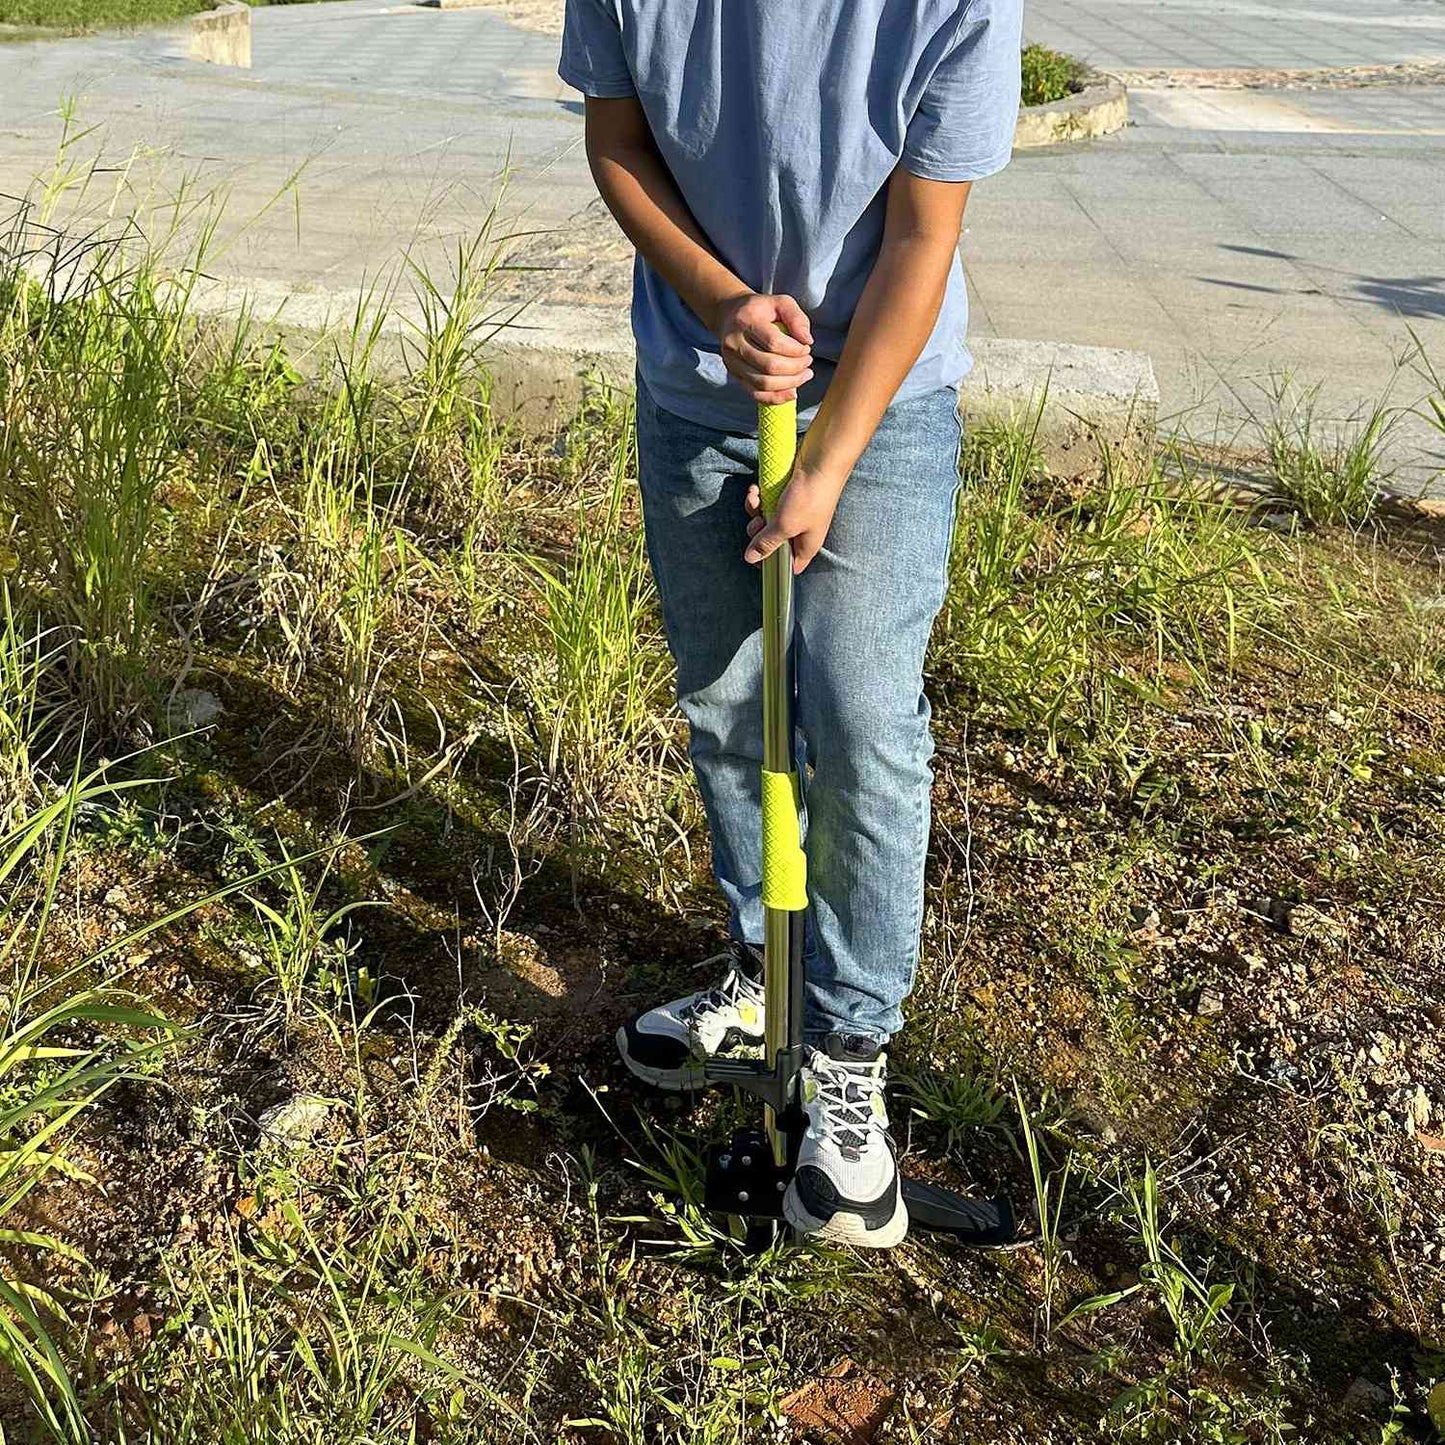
737, 1191, 750, 1204
740, 1155, 752, 1167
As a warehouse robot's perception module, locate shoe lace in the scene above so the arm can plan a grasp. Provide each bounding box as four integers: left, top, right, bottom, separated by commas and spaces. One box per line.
680, 944, 758, 1023
808, 1053, 885, 1153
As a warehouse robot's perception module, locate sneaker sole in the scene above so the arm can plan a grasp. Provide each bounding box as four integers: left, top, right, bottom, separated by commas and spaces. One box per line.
782, 1181, 910, 1249
614, 1026, 705, 1092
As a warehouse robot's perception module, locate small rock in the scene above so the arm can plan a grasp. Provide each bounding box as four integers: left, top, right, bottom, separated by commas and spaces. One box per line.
1280, 902, 1347, 945
167, 688, 223, 733
256, 1095, 330, 1150
1196, 987, 1225, 1018
781, 1359, 896, 1445
1408, 1088, 1432, 1132
1343, 1375, 1389, 1410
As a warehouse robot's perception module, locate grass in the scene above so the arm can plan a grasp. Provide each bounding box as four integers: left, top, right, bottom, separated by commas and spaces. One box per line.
0, 0, 198, 31
1021, 43, 1090, 107
0, 785, 177, 1437
0, 0, 319, 36
1, 177, 1444, 1444
1260, 374, 1398, 526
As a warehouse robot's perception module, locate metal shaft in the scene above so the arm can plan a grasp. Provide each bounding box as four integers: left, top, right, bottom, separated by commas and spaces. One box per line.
761, 540, 796, 1163
756, 395, 805, 1168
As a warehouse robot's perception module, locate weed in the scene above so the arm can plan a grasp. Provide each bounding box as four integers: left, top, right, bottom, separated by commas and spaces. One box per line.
899, 1059, 1010, 1155
1261, 373, 1397, 526
1126, 1163, 1234, 1360
402, 222, 522, 529
130, 1190, 487, 1443
520, 418, 672, 820
0, 585, 64, 831
0, 214, 211, 731
233, 830, 384, 1025
1021, 43, 1088, 106
939, 425, 1273, 745
0, 762, 180, 1434
258, 380, 420, 764
1015, 1079, 1073, 1344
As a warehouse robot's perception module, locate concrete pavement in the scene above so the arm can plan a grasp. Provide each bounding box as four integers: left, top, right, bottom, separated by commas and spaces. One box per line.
0, 0, 1441, 487
1025, 0, 1445, 71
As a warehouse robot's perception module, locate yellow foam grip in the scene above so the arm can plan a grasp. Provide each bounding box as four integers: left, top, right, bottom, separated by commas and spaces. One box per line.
761, 768, 808, 911
757, 399, 797, 518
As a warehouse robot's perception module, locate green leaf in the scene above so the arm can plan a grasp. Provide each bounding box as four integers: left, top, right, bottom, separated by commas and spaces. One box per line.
1427, 1381, 1445, 1432
1059, 1285, 1141, 1326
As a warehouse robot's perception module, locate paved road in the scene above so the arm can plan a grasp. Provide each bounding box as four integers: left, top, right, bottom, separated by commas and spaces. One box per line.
0, 0, 1441, 486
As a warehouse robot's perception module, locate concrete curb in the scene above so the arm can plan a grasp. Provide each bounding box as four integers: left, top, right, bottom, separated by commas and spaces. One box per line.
185, 279, 1158, 470
187, 2, 251, 68
1014, 76, 1128, 148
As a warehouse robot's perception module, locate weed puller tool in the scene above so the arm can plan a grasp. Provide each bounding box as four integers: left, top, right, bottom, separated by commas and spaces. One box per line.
701, 389, 1021, 1247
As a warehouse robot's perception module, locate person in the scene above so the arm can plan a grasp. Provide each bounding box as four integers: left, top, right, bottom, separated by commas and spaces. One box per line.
559, 0, 1022, 1248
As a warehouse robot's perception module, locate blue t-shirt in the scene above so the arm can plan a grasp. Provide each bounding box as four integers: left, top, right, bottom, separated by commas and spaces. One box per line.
559, 0, 1022, 433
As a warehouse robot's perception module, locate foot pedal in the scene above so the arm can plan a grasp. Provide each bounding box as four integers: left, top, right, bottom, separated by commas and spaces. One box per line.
704, 1129, 788, 1219
900, 1176, 1021, 1246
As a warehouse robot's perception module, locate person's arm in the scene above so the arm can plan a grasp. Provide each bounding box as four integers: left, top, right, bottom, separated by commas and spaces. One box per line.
584, 96, 814, 404
743, 168, 970, 571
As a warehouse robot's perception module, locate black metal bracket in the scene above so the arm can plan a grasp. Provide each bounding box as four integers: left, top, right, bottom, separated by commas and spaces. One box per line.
703, 1128, 790, 1219
702, 1044, 805, 1115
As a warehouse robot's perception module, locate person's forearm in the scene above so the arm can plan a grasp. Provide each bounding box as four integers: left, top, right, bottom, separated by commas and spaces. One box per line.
587, 134, 747, 332
585, 99, 814, 404
796, 230, 956, 485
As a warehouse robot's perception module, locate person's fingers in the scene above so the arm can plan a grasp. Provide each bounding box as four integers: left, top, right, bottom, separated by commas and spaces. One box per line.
743, 520, 789, 564
742, 317, 810, 357
741, 371, 813, 398
732, 336, 812, 377
744, 484, 761, 517
746, 514, 766, 539
737, 362, 813, 394
773, 294, 814, 348
721, 342, 810, 387
721, 356, 812, 403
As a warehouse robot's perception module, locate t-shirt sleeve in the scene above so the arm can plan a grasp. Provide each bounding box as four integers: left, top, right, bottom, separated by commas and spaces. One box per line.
559, 0, 636, 98
902, 0, 1023, 183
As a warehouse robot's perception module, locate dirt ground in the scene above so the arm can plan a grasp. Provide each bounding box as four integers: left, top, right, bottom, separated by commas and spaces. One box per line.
463, 0, 562, 36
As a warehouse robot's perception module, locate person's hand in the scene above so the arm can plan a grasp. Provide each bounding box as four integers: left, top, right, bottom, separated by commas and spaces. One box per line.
742, 468, 843, 573
715, 293, 814, 404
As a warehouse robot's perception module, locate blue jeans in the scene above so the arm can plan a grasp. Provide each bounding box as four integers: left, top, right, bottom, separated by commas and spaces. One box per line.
636, 377, 963, 1044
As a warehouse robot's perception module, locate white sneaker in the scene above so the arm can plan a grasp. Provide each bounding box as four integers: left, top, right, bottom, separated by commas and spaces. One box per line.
616, 942, 766, 1091
783, 1035, 908, 1249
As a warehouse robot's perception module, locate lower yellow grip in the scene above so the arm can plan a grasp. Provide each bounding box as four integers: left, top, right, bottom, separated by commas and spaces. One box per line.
760, 768, 808, 911
757, 400, 797, 518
